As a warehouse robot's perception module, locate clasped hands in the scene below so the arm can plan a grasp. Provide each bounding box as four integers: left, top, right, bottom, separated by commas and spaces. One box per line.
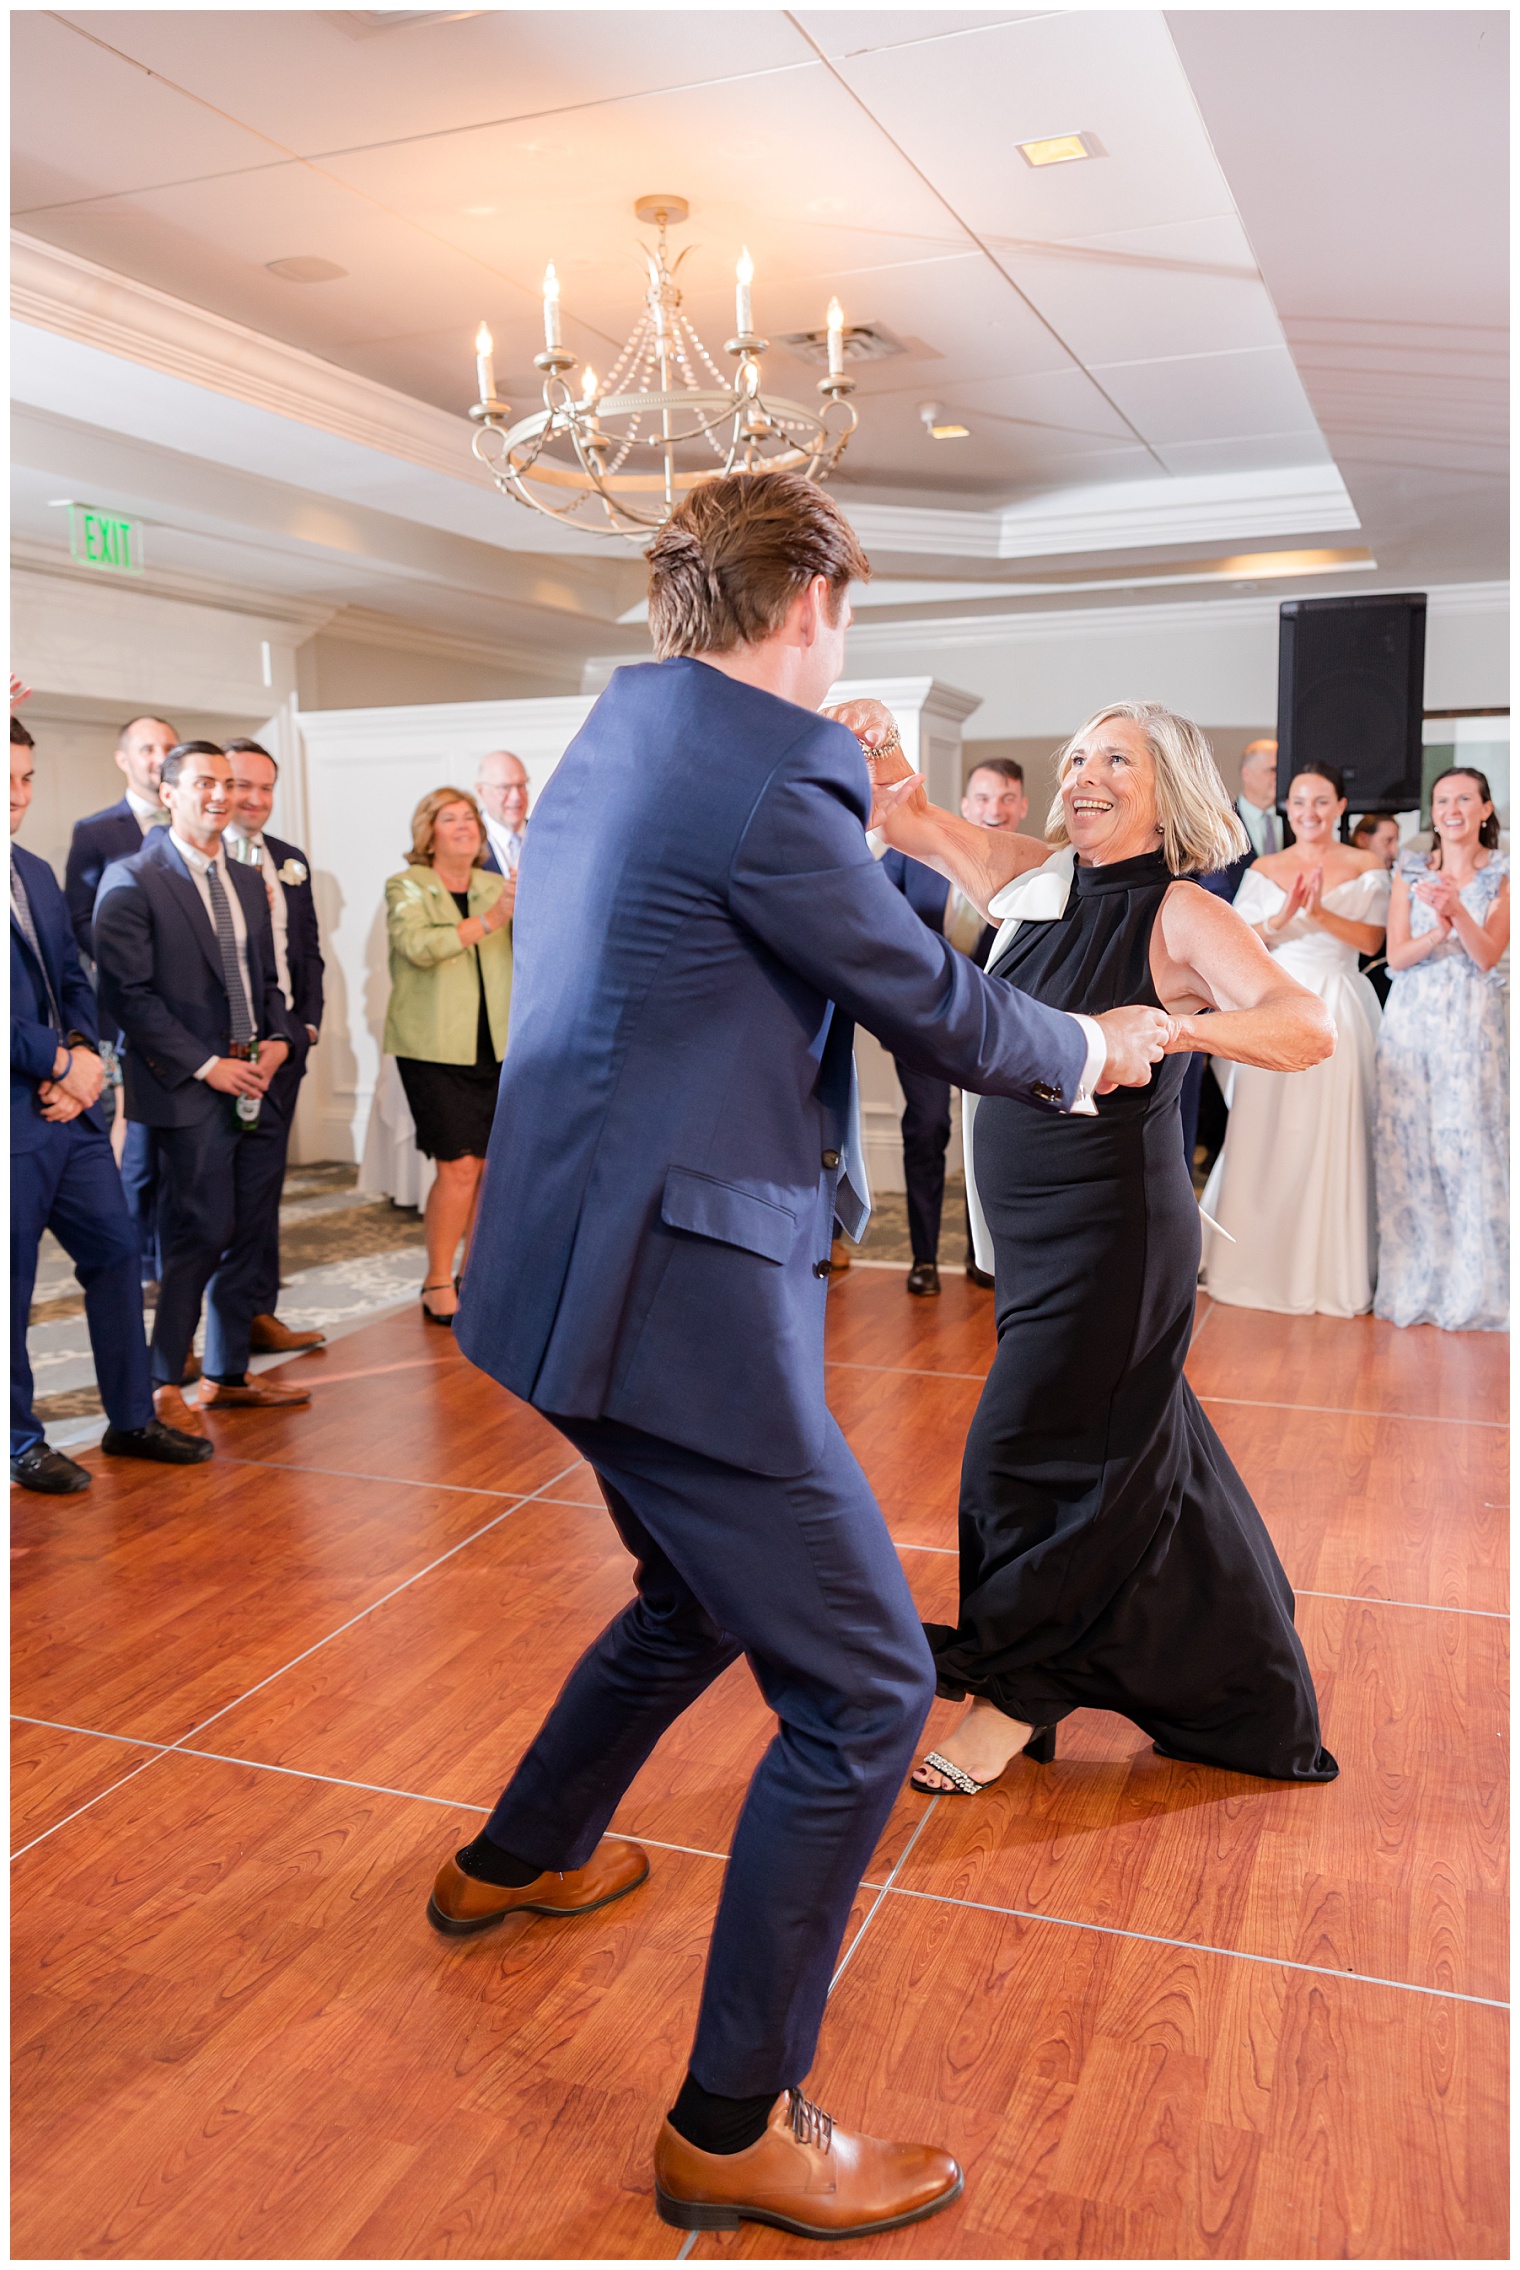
37, 1044, 106, 1123
203, 1039, 290, 1098
824, 697, 1179, 1091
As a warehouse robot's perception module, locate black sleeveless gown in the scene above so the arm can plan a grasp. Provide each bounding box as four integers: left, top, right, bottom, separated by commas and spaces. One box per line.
926, 850, 1337, 1781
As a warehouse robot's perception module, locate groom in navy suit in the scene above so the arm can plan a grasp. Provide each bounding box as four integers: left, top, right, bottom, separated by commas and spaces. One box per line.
443, 473, 1171, 2238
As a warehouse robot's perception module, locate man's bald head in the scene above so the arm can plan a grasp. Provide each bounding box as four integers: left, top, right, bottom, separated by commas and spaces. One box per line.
1239, 738, 1279, 812
476, 749, 529, 831
115, 716, 179, 803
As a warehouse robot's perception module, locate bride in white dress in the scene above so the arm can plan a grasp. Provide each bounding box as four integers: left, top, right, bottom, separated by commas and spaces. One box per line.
1203, 765, 1391, 1316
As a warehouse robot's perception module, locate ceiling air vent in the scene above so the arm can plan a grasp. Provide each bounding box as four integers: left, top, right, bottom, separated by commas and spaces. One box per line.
778, 322, 907, 367
329, 11, 485, 37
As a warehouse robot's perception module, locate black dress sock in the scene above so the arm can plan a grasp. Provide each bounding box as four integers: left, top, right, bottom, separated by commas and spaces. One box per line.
454, 1832, 543, 1889
668, 2074, 780, 2156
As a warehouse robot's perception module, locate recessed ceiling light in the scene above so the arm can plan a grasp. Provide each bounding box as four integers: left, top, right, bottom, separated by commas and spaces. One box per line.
920, 402, 970, 440
1018, 132, 1096, 168
463, 205, 496, 217
266, 256, 348, 283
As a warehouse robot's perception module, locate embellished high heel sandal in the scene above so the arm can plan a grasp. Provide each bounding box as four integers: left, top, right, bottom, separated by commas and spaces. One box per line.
910, 1722, 1057, 1795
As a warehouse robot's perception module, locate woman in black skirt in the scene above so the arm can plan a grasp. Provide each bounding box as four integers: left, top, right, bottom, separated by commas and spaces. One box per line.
868, 700, 1341, 1795
383, 787, 513, 1324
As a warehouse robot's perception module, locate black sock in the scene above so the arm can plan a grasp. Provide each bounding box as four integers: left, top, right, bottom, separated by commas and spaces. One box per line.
668, 2075, 780, 2155
208, 1372, 245, 1387
454, 1832, 542, 1889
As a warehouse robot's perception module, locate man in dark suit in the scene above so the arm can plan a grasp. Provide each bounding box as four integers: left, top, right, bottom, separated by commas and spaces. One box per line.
878, 757, 1027, 1294
443, 472, 1170, 2237
223, 738, 327, 1355
474, 747, 529, 889
10, 718, 211, 1491
1186, 737, 1293, 1167
64, 714, 180, 1294
94, 742, 311, 1439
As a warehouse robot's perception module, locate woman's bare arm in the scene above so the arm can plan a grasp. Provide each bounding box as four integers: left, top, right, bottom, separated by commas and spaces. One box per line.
1385, 871, 1444, 969
1153, 883, 1335, 1071
873, 778, 1051, 918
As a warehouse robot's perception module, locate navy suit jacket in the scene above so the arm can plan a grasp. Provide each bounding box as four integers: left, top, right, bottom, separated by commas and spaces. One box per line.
93, 830, 300, 1127
10, 840, 107, 1153
1200, 799, 1293, 904
264, 830, 325, 1035
65, 795, 146, 958
878, 844, 950, 932
455, 658, 1088, 1478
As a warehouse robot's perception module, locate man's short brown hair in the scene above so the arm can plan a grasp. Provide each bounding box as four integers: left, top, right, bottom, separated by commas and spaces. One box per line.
645, 470, 870, 661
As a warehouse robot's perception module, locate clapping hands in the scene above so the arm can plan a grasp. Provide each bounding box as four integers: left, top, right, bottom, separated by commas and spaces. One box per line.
1269, 866, 1321, 933
1414, 872, 1459, 932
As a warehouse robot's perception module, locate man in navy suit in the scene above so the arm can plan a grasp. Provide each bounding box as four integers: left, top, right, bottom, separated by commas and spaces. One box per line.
878, 757, 1027, 1294
10, 718, 211, 1491
94, 743, 311, 1439
441, 473, 1171, 2238
223, 738, 327, 1356
65, 714, 180, 1294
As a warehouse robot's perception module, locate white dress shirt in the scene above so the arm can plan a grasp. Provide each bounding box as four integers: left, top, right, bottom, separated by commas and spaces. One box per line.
482, 812, 524, 874
127, 788, 170, 834
169, 830, 256, 1078
224, 825, 292, 1007
1238, 796, 1281, 860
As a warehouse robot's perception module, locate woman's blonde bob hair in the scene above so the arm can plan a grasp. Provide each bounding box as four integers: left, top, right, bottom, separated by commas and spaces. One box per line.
1045, 701, 1249, 877
405, 786, 487, 868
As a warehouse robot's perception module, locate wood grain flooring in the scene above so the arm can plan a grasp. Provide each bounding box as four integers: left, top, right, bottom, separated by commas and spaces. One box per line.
10, 1275, 1507, 2259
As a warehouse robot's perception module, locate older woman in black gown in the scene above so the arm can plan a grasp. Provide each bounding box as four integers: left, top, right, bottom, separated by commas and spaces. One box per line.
862, 700, 1339, 1796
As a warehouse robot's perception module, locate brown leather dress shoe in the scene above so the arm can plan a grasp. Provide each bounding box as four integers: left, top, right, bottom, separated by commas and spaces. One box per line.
152, 1382, 209, 1441
198, 1374, 312, 1410
427, 1837, 649, 1937
182, 1354, 202, 1385
654, 2088, 963, 2238
249, 1314, 327, 1353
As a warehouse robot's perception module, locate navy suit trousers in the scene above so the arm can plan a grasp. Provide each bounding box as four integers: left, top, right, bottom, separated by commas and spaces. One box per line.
252, 1051, 305, 1315
150, 1096, 290, 1386
11, 1117, 153, 1453
483, 1410, 935, 2097
120, 1118, 161, 1282
893, 1059, 953, 1263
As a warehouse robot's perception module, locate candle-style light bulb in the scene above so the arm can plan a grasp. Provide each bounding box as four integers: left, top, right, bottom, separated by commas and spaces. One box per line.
474, 321, 495, 404
580, 365, 598, 406
542, 262, 562, 351
735, 246, 754, 336
826, 296, 845, 378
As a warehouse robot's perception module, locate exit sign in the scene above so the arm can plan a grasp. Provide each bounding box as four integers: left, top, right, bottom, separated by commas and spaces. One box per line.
67, 504, 142, 575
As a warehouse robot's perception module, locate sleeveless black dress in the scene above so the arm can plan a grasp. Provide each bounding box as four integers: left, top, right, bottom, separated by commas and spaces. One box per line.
926, 850, 1337, 1781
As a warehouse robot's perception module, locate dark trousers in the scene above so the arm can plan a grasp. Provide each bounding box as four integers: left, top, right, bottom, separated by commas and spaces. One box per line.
483, 1410, 934, 2097
894, 1059, 952, 1263
252, 1052, 305, 1314
11, 1118, 154, 1454
149, 1095, 290, 1387
120, 1117, 160, 1283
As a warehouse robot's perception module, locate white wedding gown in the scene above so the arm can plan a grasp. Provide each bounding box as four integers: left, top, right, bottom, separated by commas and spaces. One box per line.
1201, 864, 1391, 1318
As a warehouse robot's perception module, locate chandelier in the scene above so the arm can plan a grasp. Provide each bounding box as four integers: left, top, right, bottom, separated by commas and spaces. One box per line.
467, 196, 859, 541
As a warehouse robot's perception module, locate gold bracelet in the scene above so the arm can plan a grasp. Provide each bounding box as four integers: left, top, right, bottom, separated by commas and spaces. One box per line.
856, 724, 903, 766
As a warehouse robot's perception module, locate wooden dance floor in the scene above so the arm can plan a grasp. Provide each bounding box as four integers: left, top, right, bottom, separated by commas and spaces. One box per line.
11, 1273, 1508, 2258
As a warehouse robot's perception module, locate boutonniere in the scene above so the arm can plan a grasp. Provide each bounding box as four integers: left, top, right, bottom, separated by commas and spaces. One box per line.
277, 858, 307, 886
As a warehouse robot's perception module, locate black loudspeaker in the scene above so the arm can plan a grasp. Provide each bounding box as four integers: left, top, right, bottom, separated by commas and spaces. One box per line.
1277, 593, 1427, 809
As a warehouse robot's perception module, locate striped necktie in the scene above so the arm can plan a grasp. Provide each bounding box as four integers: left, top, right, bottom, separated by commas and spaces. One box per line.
10, 849, 63, 1032
204, 858, 255, 1045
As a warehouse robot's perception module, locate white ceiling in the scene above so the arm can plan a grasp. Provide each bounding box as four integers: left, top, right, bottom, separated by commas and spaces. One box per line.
8, 6, 1508, 680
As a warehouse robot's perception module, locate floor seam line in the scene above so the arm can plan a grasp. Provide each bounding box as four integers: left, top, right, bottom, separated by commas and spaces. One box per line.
828, 1800, 940, 1997
825, 1362, 1505, 1429
885, 1551, 1510, 1617
874, 1883, 1509, 2008
10, 1749, 173, 1863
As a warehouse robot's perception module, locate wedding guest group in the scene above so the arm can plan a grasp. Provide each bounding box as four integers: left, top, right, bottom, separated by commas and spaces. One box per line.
10, 717, 211, 1491
1202, 762, 1390, 1317
877, 756, 1024, 1296
383, 786, 512, 1325
222, 738, 328, 1356
1375, 767, 1509, 1332
94, 741, 311, 1436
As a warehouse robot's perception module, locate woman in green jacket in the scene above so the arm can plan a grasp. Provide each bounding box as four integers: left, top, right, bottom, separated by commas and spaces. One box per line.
384, 787, 512, 1323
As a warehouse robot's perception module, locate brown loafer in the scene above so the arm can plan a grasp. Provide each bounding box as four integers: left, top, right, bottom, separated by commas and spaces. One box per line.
152, 1382, 209, 1441
426, 1836, 649, 1937
181, 1355, 202, 1385
198, 1374, 312, 1410
249, 1314, 327, 1353
655, 2088, 963, 2238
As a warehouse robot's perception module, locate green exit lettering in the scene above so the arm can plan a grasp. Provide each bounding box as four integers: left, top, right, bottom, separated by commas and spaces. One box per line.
67, 505, 141, 575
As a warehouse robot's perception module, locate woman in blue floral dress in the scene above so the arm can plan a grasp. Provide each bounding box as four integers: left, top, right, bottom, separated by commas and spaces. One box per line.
1374, 768, 1509, 1331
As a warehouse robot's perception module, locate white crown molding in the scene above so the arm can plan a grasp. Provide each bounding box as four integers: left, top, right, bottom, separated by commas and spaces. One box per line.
838, 579, 1510, 655
16, 232, 1363, 571
12, 231, 483, 491
10, 535, 342, 635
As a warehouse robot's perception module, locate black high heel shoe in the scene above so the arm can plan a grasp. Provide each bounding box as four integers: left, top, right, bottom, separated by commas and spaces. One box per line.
421, 1281, 457, 1328
910, 1722, 1058, 1795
